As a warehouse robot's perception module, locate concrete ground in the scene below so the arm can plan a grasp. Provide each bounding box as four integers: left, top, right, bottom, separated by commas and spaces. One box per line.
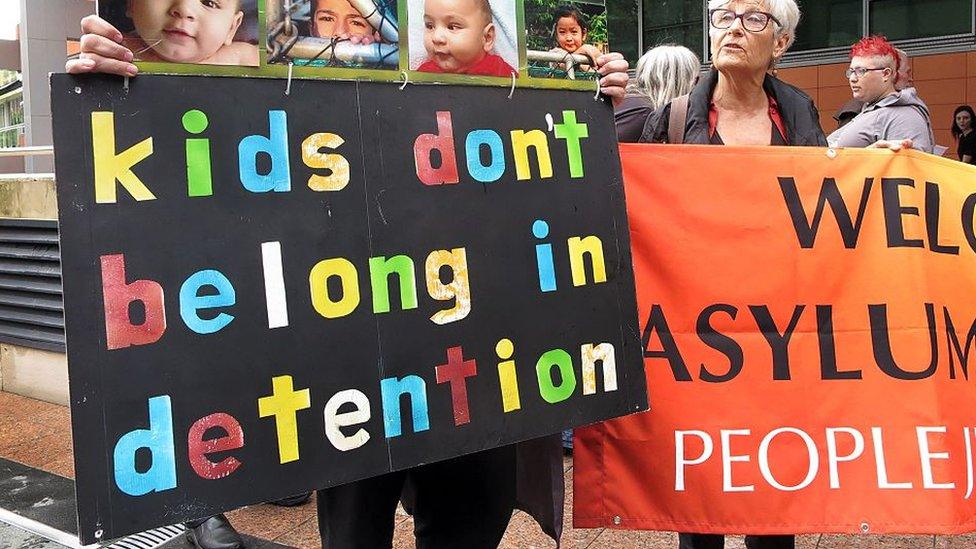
1, 391, 975, 548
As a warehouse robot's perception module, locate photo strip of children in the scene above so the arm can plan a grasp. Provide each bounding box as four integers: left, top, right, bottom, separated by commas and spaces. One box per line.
98, 0, 260, 66
266, 0, 399, 69
525, 1, 607, 80
407, 0, 517, 77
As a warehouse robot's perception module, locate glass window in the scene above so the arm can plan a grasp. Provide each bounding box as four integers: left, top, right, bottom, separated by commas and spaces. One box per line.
642, 0, 703, 60
792, 0, 862, 51
12, 100, 23, 125
869, 0, 973, 40
606, 0, 640, 63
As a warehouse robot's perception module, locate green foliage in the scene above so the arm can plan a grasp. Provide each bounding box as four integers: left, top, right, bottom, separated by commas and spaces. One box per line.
589, 12, 607, 45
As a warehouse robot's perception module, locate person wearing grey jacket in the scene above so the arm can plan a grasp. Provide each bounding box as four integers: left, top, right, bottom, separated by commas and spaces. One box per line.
827, 36, 935, 153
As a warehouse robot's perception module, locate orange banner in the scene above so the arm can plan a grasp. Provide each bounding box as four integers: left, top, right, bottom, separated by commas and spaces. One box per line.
575, 144, 976, 535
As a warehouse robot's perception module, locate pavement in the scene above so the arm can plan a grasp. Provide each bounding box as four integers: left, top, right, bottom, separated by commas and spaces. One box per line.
2, 391, 976, 548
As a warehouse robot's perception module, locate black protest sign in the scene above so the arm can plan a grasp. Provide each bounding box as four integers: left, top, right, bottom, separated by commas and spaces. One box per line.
50, 73, 645, 543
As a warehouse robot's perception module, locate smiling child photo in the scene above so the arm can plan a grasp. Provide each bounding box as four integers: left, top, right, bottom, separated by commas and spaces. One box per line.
99, 0, 259, 66
524, 0, 607, 79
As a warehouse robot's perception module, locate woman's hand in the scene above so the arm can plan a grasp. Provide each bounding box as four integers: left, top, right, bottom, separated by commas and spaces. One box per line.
65, 15, 137, 77
867, 139, 913, 151
594, 52, 629, 107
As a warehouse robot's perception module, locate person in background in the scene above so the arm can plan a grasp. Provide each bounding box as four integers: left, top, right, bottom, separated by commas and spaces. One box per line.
827, 36, 934, 153
892, 47, 940, 151
615, 44, 700, 142
893, 47, 912, 90
833, 98, 862, 129
952, 105, 976, 164
618, 0, 822, 546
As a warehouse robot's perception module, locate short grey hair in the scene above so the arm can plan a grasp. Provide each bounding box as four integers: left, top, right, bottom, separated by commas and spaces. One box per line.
707, 0, 801, 51
627, 45, 701, 110
894, 47, 912, 90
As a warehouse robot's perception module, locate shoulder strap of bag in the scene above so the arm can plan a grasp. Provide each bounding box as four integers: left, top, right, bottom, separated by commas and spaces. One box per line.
667, 94, 690, 144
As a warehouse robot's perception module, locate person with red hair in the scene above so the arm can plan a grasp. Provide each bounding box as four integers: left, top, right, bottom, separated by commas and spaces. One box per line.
827, 36, 934, 152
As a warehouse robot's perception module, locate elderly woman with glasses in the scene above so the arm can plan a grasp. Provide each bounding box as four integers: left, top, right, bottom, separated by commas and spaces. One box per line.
632, 0, 824, 148
627, 1, 819, 548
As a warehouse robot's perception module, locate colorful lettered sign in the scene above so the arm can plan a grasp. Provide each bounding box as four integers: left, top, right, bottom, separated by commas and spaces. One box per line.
51, 73, 645, 543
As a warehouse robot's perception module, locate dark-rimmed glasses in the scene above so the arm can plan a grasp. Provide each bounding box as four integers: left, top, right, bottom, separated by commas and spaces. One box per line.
708, 9, 780, 32
845, 67, 888, 79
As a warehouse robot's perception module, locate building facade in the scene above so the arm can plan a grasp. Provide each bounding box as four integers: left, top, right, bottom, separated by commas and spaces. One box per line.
608, 0, 976, 149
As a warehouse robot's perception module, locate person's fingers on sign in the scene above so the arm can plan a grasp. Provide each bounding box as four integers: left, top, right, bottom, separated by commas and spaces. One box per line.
595, 52, 629, 105
66, 15, 138, 77
867, 138, 914, 151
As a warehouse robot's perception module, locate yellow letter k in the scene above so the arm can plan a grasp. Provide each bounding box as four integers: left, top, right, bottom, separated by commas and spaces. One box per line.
91, 112, 155, 204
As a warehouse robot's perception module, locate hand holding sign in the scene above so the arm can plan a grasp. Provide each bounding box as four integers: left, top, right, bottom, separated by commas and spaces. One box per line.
66, 15, 138, 77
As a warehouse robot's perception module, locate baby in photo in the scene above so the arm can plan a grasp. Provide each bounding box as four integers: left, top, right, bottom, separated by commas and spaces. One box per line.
418, 0, 515, 76
119, 0, 258, 66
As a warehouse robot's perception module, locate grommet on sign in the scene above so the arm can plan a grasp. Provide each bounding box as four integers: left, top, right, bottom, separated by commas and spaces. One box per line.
826, 148, 838, 159
859, 522, 870, 533
613, 516, 622, 525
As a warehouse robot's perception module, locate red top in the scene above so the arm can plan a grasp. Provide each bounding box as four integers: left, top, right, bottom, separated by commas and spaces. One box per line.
417, 53, 516, 77
708, 94, 788, 145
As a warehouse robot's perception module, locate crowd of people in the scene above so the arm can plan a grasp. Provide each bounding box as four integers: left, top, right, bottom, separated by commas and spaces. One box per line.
620, 9, 974, 166
64, 0, 973, 548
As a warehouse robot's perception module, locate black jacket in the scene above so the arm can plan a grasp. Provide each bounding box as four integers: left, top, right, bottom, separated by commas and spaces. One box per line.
627, 68, 827, 146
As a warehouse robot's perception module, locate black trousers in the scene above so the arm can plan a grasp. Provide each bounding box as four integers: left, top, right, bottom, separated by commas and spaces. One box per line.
317, 445, 517, 549
184, 517, 208, 529
679, 533, 795, 549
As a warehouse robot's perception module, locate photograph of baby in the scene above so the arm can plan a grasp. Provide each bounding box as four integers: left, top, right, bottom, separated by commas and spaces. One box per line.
525, 0, 607, 80
407, 0, 518, 77
98, 0, 259, 66
265, 0, 399, 70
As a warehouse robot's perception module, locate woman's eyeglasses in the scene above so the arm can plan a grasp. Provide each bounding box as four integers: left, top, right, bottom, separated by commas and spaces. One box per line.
708, 9, 780, 33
